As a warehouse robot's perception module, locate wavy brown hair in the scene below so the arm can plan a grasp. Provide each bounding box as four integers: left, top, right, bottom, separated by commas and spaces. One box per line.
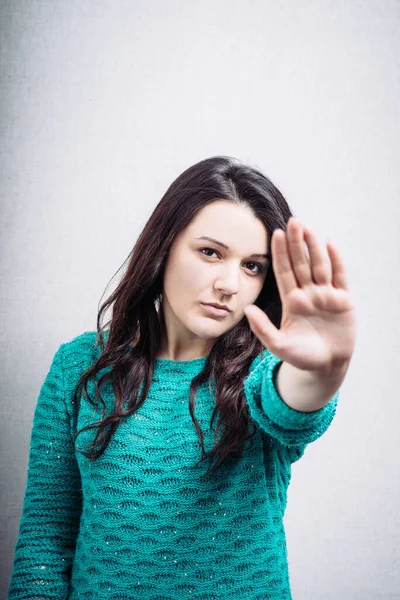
72, 155, 295, 478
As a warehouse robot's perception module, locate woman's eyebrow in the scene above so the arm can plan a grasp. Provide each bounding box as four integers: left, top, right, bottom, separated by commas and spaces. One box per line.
194, 236, 270, 259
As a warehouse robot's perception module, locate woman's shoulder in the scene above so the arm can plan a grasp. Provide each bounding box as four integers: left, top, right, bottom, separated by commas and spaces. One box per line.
60, 330, 108, 372
62, 329, 103, 352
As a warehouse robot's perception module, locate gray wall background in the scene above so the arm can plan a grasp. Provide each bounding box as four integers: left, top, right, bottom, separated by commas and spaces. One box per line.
1, 1, 399, 598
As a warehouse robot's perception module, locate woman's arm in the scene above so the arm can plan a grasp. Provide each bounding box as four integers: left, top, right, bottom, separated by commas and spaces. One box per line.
275, 358, 348, 412
7, 344, 82, 599
244, 349, 340, 451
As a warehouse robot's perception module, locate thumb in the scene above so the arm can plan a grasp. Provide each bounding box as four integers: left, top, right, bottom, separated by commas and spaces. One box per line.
243, 305, 281, 353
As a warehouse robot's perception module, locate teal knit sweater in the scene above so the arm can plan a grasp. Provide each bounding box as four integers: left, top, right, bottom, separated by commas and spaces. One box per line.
7, 331, 340, 599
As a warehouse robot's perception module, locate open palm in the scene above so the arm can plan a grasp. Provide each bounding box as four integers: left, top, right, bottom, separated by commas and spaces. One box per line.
244, 217, 357, 374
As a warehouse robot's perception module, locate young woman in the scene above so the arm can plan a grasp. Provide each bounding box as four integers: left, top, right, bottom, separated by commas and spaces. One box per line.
8, 156, 356, 599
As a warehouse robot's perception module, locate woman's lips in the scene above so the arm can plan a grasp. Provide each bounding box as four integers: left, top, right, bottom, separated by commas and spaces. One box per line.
201, 303, 231, 317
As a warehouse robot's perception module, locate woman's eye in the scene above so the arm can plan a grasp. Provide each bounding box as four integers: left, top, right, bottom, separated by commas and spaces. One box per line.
200, 247, 219, 258
200, 248, 264, 275
246, 262, 263, 274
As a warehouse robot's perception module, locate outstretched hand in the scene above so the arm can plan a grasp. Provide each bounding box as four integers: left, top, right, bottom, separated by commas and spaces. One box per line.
244, 217, 357, 375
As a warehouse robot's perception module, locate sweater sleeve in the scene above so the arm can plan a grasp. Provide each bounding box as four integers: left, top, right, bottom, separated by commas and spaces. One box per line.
7, 343, 82, 599
244, 349, 340, 462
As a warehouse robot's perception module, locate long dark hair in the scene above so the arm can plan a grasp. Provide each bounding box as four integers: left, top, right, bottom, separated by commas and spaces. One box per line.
72, 155, 294, 477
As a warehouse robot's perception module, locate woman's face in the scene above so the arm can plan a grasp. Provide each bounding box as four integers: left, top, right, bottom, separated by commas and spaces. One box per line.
159, 200, 270, 359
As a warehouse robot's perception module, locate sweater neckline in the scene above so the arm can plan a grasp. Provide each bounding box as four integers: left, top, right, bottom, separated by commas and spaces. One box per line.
151, 355, 208, 380
154, 355, 208, 367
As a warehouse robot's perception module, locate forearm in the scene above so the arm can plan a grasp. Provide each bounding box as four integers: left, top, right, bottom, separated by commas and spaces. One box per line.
275, 359, 350, 413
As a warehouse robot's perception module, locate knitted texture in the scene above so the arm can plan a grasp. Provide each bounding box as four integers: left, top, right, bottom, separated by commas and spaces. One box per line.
8, 331, 340, 599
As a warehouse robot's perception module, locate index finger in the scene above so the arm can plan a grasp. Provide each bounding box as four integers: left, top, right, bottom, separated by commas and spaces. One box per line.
271, 227, 298, 300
